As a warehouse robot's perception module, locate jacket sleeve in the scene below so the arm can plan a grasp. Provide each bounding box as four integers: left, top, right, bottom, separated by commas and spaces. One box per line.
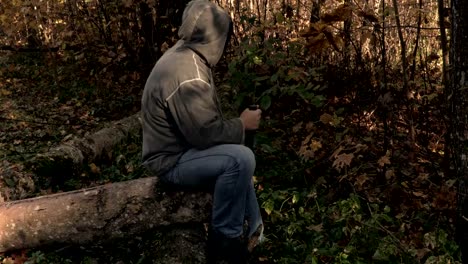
166, 80, 244, 149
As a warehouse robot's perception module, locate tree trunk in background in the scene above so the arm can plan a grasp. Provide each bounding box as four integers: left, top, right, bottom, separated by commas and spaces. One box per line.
343, 0, 352, 68
140, 2, 156, 65
392, 0, 416, 159
141, 0, 190, 65
410, 0, 423, 81
439, 0, 451, 176
391, 0, 408, 94
310, 0, 321, 23
450, 0, 468, 262
380, 0, 390, 154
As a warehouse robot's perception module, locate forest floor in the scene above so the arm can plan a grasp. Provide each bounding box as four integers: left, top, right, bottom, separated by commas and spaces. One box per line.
0, 51, 463, 263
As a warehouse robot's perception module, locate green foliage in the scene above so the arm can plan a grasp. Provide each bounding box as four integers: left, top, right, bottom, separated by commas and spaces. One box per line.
224, 19, 459, 261
228, 16, 326, 111
98, 133, 148, 183
24, 251, 73, 264
256, 179, 460, 263
61, 133, 148, 191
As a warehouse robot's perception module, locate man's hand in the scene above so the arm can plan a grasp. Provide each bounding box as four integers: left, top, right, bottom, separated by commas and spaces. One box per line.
240, 107, 262, 130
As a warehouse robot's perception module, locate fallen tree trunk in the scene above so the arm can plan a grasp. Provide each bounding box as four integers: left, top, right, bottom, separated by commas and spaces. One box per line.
0, 176, 212, 253
30, 112, 142, 179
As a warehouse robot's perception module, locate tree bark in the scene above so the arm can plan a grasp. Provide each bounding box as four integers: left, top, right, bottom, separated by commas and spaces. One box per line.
139, 1, 156, 65
343, 0, 352, 68
30, 112, 142, 182
391, 0, 408, 94
0, 176, 212, 253
439, 0, 451, 176
450, 0, 468, 262
410, 0, 423, 81
310, 0, 321, 23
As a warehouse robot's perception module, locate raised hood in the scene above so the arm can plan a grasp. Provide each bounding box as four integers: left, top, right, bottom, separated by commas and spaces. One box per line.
178, 0, 232, 67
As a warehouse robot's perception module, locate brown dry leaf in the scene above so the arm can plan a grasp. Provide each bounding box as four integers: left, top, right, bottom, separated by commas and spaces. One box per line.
4, 249, 28, 264
292, 121, 303, 133
161, 41, 170, 53
306, 223, 323, 232
360, 31, 373, 46
0, 88, 11, 96
125, 163, 134, 173
301, 133, 313, 146
322, 29, 342, 52
417, 173, 430, 182
89, 163, 101, 174
356, 174, 369, 188
332, 153, 354, 171
307, 22, 329, 36
412, 191, 427, 198
300, 148, 314, 161
357, 10, 379, 23
352, 143, 368, 153
385, 169, 395, 180
305, 122, 314, 132
320, 113, 334, 125
307, 33, 330, 53
321, 4, 353, 23
377, 155, 391, 167
414, 248, 431, 261
122, 0, 133, 8
331, 146, 344, 159
310, 139, 322, 152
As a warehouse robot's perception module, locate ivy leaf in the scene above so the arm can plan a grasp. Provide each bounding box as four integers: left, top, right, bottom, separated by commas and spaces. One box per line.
260, 95, 272, 110
310, 95, 325, 107
263, 199, 275, 215
292, 193, 299, 204
270, 73, 278, 82
5, 177, 15, 187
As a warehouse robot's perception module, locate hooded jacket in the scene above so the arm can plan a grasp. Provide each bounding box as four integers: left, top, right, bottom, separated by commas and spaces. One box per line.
141, 0, 244, 176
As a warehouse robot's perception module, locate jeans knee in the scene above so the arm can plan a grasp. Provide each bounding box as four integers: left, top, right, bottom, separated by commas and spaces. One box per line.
216, 144, 256, 180
232, 145, 256, 176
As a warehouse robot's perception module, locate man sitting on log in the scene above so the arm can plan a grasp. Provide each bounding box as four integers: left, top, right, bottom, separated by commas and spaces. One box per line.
141, 0, 264, 263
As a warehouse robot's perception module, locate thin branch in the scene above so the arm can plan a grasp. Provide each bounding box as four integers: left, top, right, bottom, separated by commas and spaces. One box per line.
0, 117, 94, 127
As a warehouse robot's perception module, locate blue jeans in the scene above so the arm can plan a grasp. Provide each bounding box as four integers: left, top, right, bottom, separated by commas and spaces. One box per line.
162, 144, 263, 238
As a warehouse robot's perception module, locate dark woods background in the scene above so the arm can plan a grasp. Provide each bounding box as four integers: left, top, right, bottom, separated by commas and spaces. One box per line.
0, 0, 466, 263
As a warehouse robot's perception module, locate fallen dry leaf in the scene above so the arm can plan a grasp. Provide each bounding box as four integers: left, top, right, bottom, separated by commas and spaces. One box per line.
378, 155, 391, 167
333, 153, 354, 171
306, 223, 323, 232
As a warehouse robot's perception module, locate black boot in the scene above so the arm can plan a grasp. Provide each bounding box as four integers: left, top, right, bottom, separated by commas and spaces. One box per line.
206, 228, 248, 264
